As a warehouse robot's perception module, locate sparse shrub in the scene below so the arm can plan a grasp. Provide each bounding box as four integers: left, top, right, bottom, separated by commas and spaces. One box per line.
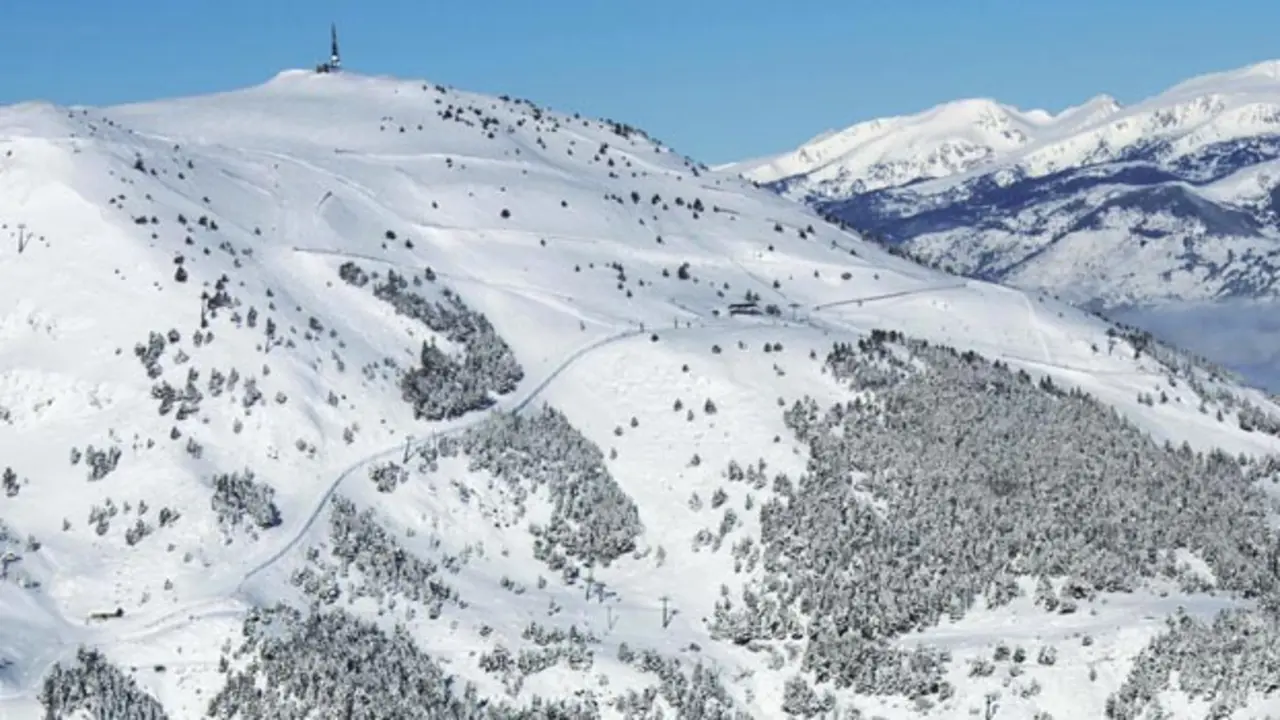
210, 469, 281, 531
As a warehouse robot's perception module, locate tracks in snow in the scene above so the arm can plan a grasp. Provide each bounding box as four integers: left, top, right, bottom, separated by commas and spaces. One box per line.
80, 314, 818, 651
290, 246, 580, 304
0, 325, 646, 701
236, 325, 645, 592
1020, 289, 1054, 363
813, 283, 968, 311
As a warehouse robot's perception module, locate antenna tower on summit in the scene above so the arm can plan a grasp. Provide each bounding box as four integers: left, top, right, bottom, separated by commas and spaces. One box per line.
330, 23, 341, 70
317, 23, 341, 73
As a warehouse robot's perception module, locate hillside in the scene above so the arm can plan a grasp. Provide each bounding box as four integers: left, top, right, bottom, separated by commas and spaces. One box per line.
723, 61, 1280, 391
3, 69, 1280, 719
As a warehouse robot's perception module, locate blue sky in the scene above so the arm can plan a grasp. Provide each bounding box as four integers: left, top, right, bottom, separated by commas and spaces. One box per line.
3, 0, 1279, 164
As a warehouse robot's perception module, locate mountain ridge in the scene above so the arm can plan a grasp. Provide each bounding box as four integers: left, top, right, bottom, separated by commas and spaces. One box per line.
3, 69, 1280, 719
727, 60, 1280, 197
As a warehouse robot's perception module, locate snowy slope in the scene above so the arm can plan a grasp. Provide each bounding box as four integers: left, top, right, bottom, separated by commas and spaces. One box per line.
2, 70, 1280, 719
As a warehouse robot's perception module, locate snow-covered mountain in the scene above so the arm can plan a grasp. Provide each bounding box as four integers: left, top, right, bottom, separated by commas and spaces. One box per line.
4, 69, 1280, 719
721, 93, 1123, 198
724, 61, 1280, 390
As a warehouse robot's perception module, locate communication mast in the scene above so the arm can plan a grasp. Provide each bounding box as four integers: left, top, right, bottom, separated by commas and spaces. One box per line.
316, 23, 342, 73
330, 23, 341, 70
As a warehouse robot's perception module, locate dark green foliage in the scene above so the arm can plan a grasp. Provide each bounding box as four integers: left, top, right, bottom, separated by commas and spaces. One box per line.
210, 468, 281, 531
429, 406, 643, 569
40, 647, 169, 719
289, 495, 462, 615
610, 646, 749, 719
1107, 608, 1280, 719
338, 263, 523, 420
713, 330, 1280, 698
207, 605, 602, 719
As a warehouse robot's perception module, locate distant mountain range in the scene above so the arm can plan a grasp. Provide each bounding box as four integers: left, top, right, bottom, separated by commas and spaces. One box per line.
722, 61, 1280, 389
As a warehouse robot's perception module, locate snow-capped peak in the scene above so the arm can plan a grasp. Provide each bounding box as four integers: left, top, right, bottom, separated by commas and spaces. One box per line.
1052, 93, 1122, 125
1159, 58, 1280, 99
726, 60, 1280, 201
723, 97, 1054, 196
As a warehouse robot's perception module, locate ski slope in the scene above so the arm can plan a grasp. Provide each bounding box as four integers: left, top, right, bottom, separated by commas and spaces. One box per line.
2, 69, 1280, 719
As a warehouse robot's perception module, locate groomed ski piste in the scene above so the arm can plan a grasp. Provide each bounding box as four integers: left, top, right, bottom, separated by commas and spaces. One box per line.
2, 70, 1279, 718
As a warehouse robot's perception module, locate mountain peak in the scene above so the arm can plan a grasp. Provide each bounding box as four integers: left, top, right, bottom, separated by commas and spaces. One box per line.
725, 96, 1047, 194
927, 96, 1024, 120
1061, 93, 1122, 116
1159, 58, 1280, 99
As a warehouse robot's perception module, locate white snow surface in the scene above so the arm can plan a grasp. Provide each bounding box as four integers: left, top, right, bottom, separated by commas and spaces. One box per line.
0, 69, 1278, 718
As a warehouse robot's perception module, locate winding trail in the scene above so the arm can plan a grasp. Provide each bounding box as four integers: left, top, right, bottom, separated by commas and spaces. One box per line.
225, 280, 982, 611
0, 325, 644, 702
237, 325, 644, 590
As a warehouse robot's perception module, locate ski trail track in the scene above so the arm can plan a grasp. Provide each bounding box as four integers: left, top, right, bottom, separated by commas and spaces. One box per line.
0, 325, 644, 699
67, 303, 883, 661
236, 324, 645, 593
813, 283, 968, 311
1022, 289, 1054, 362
